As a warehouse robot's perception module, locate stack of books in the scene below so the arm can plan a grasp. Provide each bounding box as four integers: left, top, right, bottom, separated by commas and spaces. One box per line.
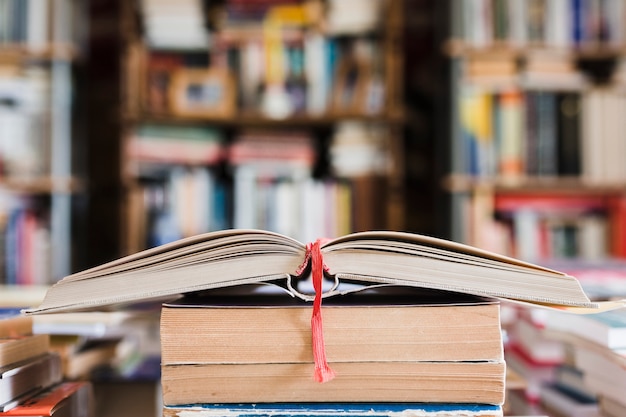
160, 286, 505, 416
33, 310, 161, 382
539, 308, 626, 417
0, 308, 61, 411
0, 309, 93, 416
23, 229, 615, 417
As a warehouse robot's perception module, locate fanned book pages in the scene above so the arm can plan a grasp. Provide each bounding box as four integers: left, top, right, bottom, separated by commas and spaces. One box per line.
23, 228, 618, 315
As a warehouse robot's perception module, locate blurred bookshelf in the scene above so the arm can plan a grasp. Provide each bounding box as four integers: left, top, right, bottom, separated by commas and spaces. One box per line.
441, 2, 626, 415
118, 0, 407, 254
442, 0, 626, 265
0, 0, 85, 285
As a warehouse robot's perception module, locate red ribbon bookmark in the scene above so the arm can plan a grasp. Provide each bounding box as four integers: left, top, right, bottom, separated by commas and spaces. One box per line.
305, 239, 336, 383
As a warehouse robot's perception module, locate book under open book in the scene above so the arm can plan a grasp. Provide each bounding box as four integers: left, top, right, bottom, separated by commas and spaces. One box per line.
24, 229, 618, 315
159, 287, 506, 404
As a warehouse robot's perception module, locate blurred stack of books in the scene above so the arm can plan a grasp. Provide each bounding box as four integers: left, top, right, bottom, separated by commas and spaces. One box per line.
0, 308, 93, 417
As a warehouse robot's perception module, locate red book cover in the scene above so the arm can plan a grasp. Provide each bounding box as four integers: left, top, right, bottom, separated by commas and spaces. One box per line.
494, 193, 608, 212
609, 195, 626, 258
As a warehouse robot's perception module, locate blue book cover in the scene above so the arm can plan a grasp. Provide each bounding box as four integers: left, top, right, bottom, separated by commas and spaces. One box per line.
163, 403, 503, 417
0, 308, 23, 320
4, 208, 23, 286
571, 0, 584, 44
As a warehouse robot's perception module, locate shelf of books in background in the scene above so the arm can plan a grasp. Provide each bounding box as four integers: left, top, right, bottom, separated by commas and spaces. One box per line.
445, 1, 626, 415
121, 0, 405, 254
0, 0, 83, 287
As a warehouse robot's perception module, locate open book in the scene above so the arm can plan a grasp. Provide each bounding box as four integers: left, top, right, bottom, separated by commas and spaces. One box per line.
24, 229, 612, 314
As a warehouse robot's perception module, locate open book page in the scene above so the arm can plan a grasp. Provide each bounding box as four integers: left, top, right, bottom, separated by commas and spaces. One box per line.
22, 229, 614, 314
63, 229, 305, 281
324, 230, 562, 273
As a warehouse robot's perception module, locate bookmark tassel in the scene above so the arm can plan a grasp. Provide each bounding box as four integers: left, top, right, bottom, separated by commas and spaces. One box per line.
309, 239, 336, 383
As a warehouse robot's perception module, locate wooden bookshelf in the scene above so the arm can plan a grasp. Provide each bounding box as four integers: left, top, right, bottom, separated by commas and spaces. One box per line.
444, 39, 626, 60
124, 111, 406, 128
442, 0, 626, 263
443, 174, 626, 195
0, 44, 80, 62
118, 0, 407, 254
0, 176, 82, 194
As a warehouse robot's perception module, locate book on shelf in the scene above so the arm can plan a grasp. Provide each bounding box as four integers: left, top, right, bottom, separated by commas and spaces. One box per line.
521, 50, 588, 89
459, 86, 497, 177
454, 0, 625, 49
0, 381, 93, 417
160, 286, 505, 404
163, 402, 504, 417
457, 87, 588, 180
228, 129, 316, 166
2, 201, 53, 286
0, 67, 52, 179
232, 172, 353, 243
581, 88, 626, 184
128, 164, 229, 249
0, 0, 81, 53
127, 124, 224, 166
229, 130, 321, 241
546, 258, 626, 301
325, 0, 385, 35
525, 91, 557, 177
139, 0, 210, 50
465, 190, 616, 262
23, 228, 611, 315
